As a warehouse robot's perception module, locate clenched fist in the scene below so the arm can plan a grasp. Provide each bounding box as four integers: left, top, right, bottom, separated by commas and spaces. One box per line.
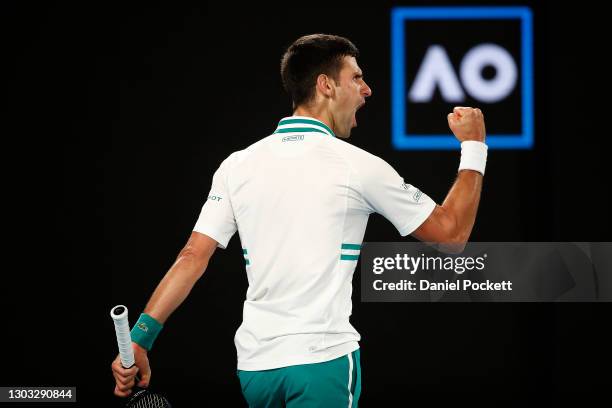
447, 107, 486, 143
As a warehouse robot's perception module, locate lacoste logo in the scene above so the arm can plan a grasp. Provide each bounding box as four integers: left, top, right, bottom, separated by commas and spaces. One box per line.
137, 322, 148, 332
282, 135, 304, 142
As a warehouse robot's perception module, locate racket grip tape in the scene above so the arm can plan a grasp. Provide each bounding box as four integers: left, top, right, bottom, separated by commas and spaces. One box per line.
110, 305, 135, 369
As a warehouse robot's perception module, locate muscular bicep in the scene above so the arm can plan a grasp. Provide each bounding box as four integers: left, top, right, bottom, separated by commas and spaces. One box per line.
411, 205, 458, 243
181, 231, 219, 266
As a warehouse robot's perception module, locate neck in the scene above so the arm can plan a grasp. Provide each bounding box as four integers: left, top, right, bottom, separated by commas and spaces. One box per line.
293, 105, 336, 135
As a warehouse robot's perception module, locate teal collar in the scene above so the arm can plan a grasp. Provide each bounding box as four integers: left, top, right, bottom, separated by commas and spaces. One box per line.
274, 116, 336, 137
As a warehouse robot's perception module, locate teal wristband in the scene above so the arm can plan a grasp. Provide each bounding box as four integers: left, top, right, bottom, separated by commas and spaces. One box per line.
130, 313, 163, 351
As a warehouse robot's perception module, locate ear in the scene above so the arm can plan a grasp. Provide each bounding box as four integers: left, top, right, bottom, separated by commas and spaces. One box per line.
316, 73, 336, 98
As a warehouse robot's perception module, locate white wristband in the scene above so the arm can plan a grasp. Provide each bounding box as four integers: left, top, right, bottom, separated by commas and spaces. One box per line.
458, 141, 488, 175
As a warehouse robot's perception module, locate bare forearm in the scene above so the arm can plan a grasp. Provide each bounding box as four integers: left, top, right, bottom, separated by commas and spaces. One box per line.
410, 107, 486, 250
138, 232, 217, 325
143, 250, 208, 324
441, 169, 483, 242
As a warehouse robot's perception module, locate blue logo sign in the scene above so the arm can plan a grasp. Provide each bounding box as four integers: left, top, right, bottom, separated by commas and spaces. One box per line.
391, 7, 534, 150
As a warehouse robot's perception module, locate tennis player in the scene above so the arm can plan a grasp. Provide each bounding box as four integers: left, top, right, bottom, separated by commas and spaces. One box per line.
111, 34, 487, 406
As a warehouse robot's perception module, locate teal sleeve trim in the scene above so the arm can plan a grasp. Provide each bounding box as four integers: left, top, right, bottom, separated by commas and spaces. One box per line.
340, 254, 360, 261
130, 313, 163, 351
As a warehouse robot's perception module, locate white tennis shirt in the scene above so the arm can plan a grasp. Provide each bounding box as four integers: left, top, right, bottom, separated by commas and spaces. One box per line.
193, 116, 436, 370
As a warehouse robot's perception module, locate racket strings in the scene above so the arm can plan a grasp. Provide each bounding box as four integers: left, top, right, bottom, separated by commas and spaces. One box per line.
125, 390, 171, 408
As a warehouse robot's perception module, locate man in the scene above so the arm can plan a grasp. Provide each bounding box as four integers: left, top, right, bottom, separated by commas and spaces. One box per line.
111, 34, 487, 407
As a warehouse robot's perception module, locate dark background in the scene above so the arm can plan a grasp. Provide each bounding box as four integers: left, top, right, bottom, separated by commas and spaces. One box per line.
3, 1, 611, 407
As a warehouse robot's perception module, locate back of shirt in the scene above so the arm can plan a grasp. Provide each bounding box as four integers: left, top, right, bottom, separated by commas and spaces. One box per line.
194, 116, 436, 370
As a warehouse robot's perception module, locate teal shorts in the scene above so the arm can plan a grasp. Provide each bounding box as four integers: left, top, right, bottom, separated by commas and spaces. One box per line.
237, 349, 361, 407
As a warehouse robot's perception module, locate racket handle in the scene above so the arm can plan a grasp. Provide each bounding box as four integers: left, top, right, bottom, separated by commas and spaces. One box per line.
110, 305, 135, 369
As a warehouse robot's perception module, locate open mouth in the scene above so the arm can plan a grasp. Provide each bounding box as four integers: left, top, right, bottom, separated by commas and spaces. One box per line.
353, 101, 366, 126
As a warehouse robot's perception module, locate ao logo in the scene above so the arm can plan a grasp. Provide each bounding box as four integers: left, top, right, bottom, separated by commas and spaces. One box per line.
409, 43, 517, 104
391, 6, 534, 150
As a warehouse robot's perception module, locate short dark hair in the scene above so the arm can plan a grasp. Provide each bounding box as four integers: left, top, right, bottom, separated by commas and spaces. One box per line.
280, 34, 359, 107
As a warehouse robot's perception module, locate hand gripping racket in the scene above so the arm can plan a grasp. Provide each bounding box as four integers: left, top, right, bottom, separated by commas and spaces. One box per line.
110, 305, 172, 408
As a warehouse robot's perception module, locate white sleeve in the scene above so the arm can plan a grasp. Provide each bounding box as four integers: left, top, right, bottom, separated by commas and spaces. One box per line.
193, 158, 238, 249
359, 156, 437, 236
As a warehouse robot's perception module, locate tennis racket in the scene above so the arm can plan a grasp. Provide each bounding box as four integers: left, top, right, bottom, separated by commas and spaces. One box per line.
110, 305, 172, 408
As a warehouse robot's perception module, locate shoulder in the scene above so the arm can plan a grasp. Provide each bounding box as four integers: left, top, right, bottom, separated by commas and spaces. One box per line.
217, 134, 273, 173
326, 137, 392, 175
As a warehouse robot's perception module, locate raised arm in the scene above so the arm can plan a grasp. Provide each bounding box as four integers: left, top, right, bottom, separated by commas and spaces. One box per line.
412, 107, 487, 252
